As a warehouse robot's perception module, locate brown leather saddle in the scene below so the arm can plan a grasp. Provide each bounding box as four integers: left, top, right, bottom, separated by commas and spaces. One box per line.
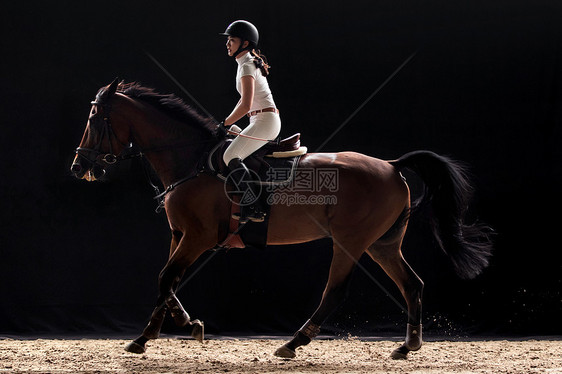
208, 133, 306, 250
207, 133, 305, 182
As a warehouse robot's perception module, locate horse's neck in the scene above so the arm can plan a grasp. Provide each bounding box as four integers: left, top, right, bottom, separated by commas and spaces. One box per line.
120, 97, 211, 187
142, 129, 210, 188
145, 147, 202, 188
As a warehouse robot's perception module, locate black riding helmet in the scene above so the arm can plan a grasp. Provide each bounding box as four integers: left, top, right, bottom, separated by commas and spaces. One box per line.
220, 20, 259, 57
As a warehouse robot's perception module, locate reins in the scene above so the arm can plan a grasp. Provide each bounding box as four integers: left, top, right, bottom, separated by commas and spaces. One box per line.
80, 94, 277, 213
133, 138, 217, 213
140, 130, 278, 212
151, 173, 200, 212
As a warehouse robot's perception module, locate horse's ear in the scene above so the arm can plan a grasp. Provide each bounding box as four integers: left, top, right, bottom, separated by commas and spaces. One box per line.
98, 77, 119, 102
107, 77, 119, 95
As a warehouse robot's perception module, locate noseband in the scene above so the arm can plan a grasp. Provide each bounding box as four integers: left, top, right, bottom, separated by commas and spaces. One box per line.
75, 100, 136, 167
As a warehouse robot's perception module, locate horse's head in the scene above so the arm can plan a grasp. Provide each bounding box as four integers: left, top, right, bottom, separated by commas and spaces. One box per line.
71, 78, 132, 181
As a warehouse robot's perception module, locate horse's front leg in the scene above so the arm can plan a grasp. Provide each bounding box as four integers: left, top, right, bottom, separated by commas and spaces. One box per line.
125, 233, 205, 353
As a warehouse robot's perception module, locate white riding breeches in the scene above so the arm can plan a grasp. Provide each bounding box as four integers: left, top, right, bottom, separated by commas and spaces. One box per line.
223, 112, 281, 165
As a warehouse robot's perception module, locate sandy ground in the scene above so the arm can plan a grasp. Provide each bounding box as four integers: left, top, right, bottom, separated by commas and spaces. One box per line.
0, 337, 560, 373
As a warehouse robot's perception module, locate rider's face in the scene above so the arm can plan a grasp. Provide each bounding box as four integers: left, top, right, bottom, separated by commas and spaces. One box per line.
226, 36, 247, 57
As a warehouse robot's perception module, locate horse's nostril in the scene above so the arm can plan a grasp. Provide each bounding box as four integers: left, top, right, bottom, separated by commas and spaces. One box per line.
92, 164, 105, 179
71, 163, 82, 174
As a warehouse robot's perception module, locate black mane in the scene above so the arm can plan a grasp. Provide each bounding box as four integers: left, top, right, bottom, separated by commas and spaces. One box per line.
116, 81, 216, 136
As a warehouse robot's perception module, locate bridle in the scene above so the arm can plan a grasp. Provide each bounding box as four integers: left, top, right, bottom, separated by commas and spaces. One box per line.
76, 95, 278, 213
75, 97, 217, 212
75, 100, 139, 168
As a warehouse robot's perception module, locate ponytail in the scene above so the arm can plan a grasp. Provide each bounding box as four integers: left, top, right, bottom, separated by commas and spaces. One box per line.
251, 49, 270, 76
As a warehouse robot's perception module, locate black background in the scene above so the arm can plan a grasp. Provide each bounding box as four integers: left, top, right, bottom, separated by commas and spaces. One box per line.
1, 1, 561, 338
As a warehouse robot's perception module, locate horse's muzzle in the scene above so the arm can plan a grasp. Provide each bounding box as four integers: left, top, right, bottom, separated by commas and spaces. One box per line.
71, 155, 105, 181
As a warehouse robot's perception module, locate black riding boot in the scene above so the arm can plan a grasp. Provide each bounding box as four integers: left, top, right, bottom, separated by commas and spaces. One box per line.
227, 158, 265, 223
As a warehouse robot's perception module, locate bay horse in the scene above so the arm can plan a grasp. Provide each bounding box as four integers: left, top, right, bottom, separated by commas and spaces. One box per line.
71, 78, 492, 359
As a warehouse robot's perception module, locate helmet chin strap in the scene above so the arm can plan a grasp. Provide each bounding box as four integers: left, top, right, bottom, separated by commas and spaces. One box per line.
233, 42, 252, 58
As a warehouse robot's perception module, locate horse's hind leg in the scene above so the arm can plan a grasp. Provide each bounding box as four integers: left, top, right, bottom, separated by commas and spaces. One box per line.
274, 241, 359, 358
367, 230, 424, 359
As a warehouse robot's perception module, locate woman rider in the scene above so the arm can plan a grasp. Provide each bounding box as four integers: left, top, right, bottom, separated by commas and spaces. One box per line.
219, 20, 281, 224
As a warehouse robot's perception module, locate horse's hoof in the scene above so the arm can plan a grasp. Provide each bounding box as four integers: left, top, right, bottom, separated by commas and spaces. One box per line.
274, 345, 296, 359
390, 345, 409, 360
191, 320, 204, 343
125, 341, 146, 354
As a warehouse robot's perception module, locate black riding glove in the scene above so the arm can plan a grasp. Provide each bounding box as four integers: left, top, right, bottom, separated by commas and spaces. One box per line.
216, 121, 228, 138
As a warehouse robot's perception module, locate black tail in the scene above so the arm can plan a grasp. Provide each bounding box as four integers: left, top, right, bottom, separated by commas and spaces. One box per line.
390, 150, 493, 279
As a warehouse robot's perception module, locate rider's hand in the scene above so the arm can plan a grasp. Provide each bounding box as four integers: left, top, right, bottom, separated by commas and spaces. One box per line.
216, 121, 228, 138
